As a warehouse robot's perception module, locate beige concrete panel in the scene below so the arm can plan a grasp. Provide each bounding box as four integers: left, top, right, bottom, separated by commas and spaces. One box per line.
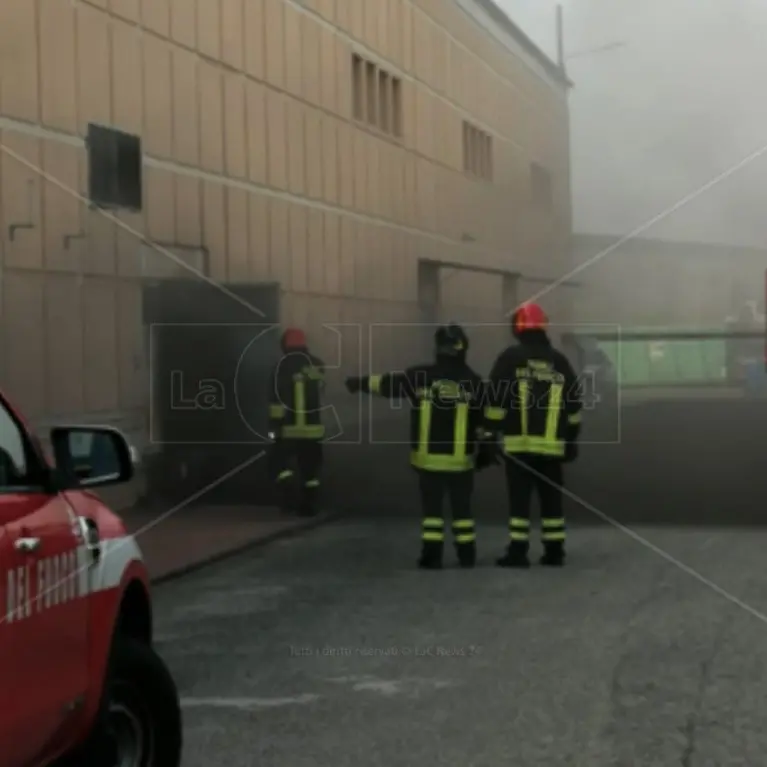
76, 4, 111, 134
82, 277, 119, 411
283, 4, 303, 98
265, 89, 288, 190
386, 0, 402, 67
306, 208, 325, 294
352, 129, 367, 211
365, 136, 380, 216
286, 98, 306, 196
333, 37, 352, 120
288, 203, 308, 293
301, 15, 321, 106
226, 187, 249, 281
349, 2, 364, 40
374, 226, 395, 300
321, 116, 339, 204
143, 36, 173, 157
264, 0, 285, 88
401, 79, 416, 149
43, 141, 82, 272
414, 87, 432, 157
221, 0, 244, 69
433, 25, 449, 96
1, 133, 43, 269
415, 157, 435, 232
244, 0, 265, 80
335, 0, 350, 32
376, 142, 391, 220
111, 19, 144, 137
304, 109, 323, 200
318, 25, 337, 114
323, 211, 341, 295
317, 0, 335, 21
0, 0, 40, 121
172, 48, 200, 165
39, 0, 77, 132
247, 192, 270, 280
363, 0, 379, 51
45, 273, 84, 415
401, 0, 413, 73
170, 0, 197, 47
202, 180, 227, 281
197, 0, 221, 60
117, 281, 144, 410
115, 210, 145, 277
142, 0, 170, 36
402, 154, 417, 227
412, 11, 430, 85
268, 198, 290, 288
2, 271, 46, 418
111, 0, 140, 21
175, 175, 202, 246
339, 216, 357, 297
245, 81, 268, 184
199, 62, 224, 173
145, 166, 176, 243
223, 76, 247, 178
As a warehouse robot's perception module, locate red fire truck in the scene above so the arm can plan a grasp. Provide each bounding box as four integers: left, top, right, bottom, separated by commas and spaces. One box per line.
0, 390, 181, 766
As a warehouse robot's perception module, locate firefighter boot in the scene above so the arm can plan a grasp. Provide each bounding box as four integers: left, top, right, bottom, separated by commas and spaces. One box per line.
540, 541, 565, 567
418, 541, 443, 570
455, 541, 476, 568
496, 541, 530, 569
276, 470, 295, 513
298, 479, 320, 517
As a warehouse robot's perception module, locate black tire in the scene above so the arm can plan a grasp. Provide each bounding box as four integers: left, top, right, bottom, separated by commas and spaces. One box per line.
60, 638, 182, 767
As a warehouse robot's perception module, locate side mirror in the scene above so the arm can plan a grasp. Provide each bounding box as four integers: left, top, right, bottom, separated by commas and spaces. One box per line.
50, 426, 134, 489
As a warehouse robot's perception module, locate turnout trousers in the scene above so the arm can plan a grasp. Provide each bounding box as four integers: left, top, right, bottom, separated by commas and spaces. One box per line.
417, 469, 476, 568
272, 438, 323, 516
502, 455, 566, 564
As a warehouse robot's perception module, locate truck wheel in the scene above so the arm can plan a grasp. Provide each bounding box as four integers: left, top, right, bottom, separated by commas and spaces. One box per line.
62, 637, 182, 767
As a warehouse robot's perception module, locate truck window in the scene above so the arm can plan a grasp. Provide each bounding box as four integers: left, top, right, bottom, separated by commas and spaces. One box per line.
0, 402, 29, 489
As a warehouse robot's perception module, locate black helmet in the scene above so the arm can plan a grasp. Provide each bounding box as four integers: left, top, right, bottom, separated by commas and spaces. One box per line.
434, 323, 469, 357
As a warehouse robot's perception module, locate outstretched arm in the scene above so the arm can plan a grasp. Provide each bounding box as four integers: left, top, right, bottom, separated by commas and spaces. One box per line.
346, 370, 415, 400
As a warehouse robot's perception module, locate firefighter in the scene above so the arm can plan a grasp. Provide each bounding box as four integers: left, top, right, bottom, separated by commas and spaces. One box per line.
345, 324, 495, 569
268, 327, 325, 516
485, 303, 582, 567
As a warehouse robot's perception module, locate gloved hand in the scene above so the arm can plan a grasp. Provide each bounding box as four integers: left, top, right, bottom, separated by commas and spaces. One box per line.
474, 439, 500, 471
564, 441, 579, 464
345, 376, 363, 394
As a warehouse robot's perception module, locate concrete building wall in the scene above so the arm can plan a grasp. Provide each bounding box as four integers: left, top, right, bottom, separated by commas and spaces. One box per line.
0, 0, 571, 478
572, 234, 767, 327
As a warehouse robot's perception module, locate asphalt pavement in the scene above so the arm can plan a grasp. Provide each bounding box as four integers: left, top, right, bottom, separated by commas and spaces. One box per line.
152, 393, 767, 765
155, 519, 767, 767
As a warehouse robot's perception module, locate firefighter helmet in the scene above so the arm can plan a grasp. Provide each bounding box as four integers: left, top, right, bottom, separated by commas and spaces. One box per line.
511, 303, 548, 336
435, 323, 469, 356
281, 327, 307, 351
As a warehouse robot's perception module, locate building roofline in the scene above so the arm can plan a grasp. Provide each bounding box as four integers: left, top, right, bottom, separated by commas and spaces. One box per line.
470, 0, 573, 88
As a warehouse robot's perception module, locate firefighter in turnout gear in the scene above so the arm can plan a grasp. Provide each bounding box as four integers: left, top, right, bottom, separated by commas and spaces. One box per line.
485, 303, 582, 568
268, 327, 326, 516
345, 324, 491, 569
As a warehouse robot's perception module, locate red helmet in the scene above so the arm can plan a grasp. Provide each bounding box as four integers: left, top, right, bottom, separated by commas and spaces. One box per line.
281, 327, 307, 351
512, 303, 548, 334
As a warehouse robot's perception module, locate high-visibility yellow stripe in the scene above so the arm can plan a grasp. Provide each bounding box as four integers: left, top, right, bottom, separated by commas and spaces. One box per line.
519, 380, 529, 436
509, 517, 530, 528
411, 452, 473, 471
282, 424, 325, 439
453, 402, 469, 463
455, 533, 476, 543
305, 479, 320, 488
485, 406, 506, 421
546, 384, 563, 442
277, 470, 293, 481
269, 404, 285, 419
422, 517, 445, 528
542, 531, 566, 541
369, 374, 382, 394
294, 380, 306, 427
452, 519, 474, 530
503, 435, 565, 456
510, 531, 529, 541
541, 517, 565, 528
422, 532, 444, 542
568, 412, 581, 425
416, 400, 431, 462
